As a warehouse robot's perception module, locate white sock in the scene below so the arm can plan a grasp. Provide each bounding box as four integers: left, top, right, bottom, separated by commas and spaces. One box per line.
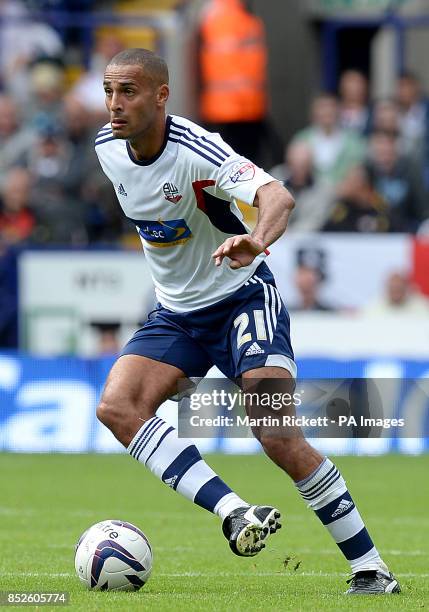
128, 416, 247, 519
296, 458, 388, 575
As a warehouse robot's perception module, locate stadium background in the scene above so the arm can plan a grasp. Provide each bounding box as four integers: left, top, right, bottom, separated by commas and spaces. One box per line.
0, 0, 428, 454
0, 1, 428, 608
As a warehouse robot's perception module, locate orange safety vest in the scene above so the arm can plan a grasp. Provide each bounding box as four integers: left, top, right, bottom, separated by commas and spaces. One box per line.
199, 0, 267, 123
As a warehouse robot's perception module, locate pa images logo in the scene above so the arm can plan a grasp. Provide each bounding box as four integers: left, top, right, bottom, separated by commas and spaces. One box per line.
229, 162, 256, 184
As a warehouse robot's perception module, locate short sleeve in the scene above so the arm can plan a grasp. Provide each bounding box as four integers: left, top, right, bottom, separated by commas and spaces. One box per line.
216, 153, 278, 205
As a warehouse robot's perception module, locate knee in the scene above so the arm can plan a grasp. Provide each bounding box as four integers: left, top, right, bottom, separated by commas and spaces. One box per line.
96, 389, 129, 430
96, 398, 117, 429
259, 434, 305, 462
96, 384, 158, 434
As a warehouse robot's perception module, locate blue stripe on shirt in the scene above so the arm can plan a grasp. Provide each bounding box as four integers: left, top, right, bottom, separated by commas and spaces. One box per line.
170, 128, 226, 161
95, 135, 116, 146
170, 121, 229, 159
168, 138, 222, 167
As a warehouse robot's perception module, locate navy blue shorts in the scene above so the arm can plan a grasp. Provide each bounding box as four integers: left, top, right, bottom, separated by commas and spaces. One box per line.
122, 262, 296, 380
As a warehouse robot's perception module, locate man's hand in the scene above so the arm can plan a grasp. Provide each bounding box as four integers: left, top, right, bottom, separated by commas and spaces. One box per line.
212, 234, 265, 269
212, 181, 294, 270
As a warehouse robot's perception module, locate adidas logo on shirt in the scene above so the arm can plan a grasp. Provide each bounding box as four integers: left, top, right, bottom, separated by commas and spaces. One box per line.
117, 183, 127, 196
245, 342, 265, 357
331, 499, 354, 518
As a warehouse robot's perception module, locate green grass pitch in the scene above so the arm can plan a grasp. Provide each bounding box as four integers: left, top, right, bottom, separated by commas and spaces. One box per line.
0, 453, 427, 611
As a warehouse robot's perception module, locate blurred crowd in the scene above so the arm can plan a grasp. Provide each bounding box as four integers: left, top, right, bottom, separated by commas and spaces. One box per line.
271, 70, 429, 235
0, 21, 428, 252
289, 264, 429, 316
0, 0, 428, 350
0, 1, 125, 251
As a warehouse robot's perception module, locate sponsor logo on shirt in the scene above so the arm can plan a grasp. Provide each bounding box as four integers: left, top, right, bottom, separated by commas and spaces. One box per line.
163, 182, 183, 203
229, 162, 256, 184
135, 218, 192, 247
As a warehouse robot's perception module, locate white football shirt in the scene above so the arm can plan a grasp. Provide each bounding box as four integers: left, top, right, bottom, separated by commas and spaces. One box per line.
95, 114, 276, 312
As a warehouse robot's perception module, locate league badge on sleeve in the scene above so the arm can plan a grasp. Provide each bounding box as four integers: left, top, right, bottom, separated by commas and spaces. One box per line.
229, 162, 256, 184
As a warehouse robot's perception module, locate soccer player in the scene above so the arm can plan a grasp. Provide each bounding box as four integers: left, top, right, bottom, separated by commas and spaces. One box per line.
94, 48, 400, 595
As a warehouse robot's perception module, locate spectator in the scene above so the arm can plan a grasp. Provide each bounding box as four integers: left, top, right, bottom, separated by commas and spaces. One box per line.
26, 59, 66, 130
71, 33, 124, 123
323, 165, 391, 233
0, 167, 35, 245
366, 130, 427, 231
396, 71, 429, 164
289, 265, 335, 312
338, 69, 370, 134
60, 94, 98, 199
91, 322, 121, 356
363, 271, 429, 316
370, 97, 428, 163
271, 141, 335, 231
0, 94, 36, 188
198, 0, 280, 166
370, 98, 400, 135
59, 93, 124, 243
292, 93, 366, 186
0, 0, 63, 103
23, 123, 87, 244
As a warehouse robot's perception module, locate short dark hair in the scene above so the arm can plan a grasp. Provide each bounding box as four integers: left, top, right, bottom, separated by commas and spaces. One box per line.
312, 91, 338, 103
107, 48, 169, 85
398, 69, 419, 83
370, 128, 399, 141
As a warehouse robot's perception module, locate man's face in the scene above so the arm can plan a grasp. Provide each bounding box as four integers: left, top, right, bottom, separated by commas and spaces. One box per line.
295, 266, 320, 298
370, 134, 397, 171
387, 273, 408, 305
312, 97, 338, 131
373, 100, 399, 132
3, 169, 31, 212
340, 71, 367, 105
103, 64, 168, 140
287, 143, 313, 181
397, 77, 419, 108
0, 97, 18, 136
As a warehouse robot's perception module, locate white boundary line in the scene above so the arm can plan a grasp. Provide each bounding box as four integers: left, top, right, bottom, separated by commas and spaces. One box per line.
0, 571, 427, 578
284, 549, 428, 557
45, 545, 429, 557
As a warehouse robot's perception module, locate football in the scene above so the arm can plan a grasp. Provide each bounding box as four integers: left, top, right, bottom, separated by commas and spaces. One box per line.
74, 519, 153, 591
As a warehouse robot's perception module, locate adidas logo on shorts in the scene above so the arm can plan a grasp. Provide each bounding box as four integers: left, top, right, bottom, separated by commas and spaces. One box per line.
245, 342, 265, 357
331, 499, 354, 518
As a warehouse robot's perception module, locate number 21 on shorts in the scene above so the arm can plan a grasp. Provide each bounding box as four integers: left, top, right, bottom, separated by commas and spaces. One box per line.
234, 310, 267, 348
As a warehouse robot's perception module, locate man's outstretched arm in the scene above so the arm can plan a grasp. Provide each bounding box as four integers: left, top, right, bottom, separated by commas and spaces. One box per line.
212, 181, 295, 269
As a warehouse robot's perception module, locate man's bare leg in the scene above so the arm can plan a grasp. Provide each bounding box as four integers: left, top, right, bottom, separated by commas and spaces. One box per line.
241, 366, 398, 592
96, 355, 281, 556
